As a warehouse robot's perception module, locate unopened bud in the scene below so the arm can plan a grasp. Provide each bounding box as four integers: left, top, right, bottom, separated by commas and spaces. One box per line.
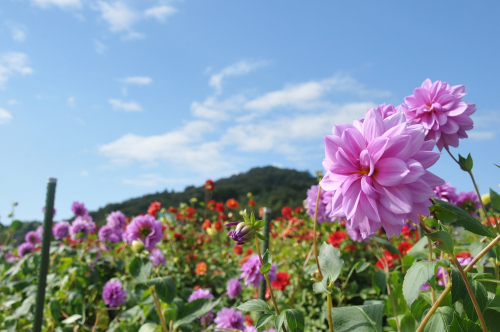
482, 193, 491, 206
131, 240, 145, 253
173, 257, 179, 264
311, 269, 323, 283
189, 197, 198, 204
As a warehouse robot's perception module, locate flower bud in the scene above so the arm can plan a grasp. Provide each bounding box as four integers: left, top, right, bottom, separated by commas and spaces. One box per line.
131, 240, 145, 253
227, 221, 255, 245
482, 193, 491, 206
207, 228, 217, 236
189, 197, 198, 204
311, 269, 323, 283
173, 257, 179, 264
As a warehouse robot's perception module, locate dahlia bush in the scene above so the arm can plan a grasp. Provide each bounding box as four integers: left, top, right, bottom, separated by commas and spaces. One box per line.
1, 79, 500, 332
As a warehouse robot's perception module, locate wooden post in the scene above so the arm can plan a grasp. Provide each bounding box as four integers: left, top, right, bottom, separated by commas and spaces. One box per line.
259, 207, 272, 301
33, 178, 57, 332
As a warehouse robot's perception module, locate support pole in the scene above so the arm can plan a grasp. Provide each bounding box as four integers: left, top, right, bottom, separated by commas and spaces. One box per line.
33, 178, 57, 332
259, 207, 271, 301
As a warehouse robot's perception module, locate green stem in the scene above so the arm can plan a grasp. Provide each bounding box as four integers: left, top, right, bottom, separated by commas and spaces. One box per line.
313, 185, 323, 279
427, 237, 436, 305
387, 281, 401, 332
327, 293, 335, 332
150, 286, 169, 332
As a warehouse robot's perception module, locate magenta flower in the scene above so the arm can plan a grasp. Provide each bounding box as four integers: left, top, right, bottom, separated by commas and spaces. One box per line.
226, 278, 242, 299
320, 108, 444, 239
71, 201, 88, 217
25, 231, 41, 244
240, 255, 277, 287
18, 242, 34, 257
214, 308, 245, 330
402, 79, 476, 151
98, 225, 123, 243
304, 185, 335, 223
69, 218, 90, 241
433, 182, 458, 204
36, 226, 44, 238
102, 280, 127, 307
456, 191, 481, 218
122, 215, 163, 250
368, 103, 400, 119
188, 288, 214, 325
226, 221, 255, 245
149, 248, 166, 267
346, 224, 370, 242
106, 211, 126, 230
5, 251, 18, 263
52, 221, 70, 240
245, 327, 258, 332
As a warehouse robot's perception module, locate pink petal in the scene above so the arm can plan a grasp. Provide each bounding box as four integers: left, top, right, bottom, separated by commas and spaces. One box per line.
359, 193, 380, 222
406, 179, 434, 202
342, 179, 362, 220
373, 158, 410, 187
341, 128, 366, 158
324, 135, 342, 162
412, 150, 441, 168
378, 204, 406, 227
421, 170, 445, 188
361, 175, 380, 199
363, 109, 384, 143
378, 184, 413, 214
320, 173, 345, 191
329, 189, 345, 218
382, 135, 412, 161
367, 137, 389, 163
383, 112, 406, 132
403, 159, 425, 184
332, 123, 355, 136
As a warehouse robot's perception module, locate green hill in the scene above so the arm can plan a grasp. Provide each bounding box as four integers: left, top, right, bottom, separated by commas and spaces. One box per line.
89, 166, 317, 224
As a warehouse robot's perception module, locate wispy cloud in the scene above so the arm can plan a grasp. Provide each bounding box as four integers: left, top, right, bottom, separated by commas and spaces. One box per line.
5, 22, 27, 42
94, 1, 138, 32
0, 53, 33, 88
120, 76, 152, 85
109, 98, 143, 112
31, 0, 82, 8
144, 5, 177, 22
209, 60, 267, 94
67, 96, 76, 108
94, 40, 108, 54
0, 108, 13, 124
80, 170, 89, 177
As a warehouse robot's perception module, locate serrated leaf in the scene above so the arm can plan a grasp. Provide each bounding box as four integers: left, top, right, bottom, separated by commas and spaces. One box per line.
374, 237, 399, 255
174, 298, 220, 329
422, 306, 453, 332
462, 279, 488, 322
237, 299, 274, 315
451, 269, 466, 305
450, 312, 482, 332
424, 230, 454, 255
263, 250, 272, 265
144, 277, 176, 304
356, 261, 370, 273
372, 270, 387, 295
400, 313, 417, 332
403, 260, 448, 307
329, 303, 384, 332
318, 242, 344, 284
274, 312, 285, 331
129, 257, 152, 282
410, 295, 431, 322
255, 313, 274, 328
260, 263, 272, 274
284, 309, 304, 332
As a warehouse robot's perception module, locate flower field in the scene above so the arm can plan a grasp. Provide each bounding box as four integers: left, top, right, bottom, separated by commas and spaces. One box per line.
2, 79, 500, 332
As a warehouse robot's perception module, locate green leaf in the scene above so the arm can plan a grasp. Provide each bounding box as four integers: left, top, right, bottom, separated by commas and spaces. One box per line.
144, 277, 176, 304
10, 220, 22, 231
458, 153, 473, 171
372, 270, 387, 295
318, 242, 344, 284
403, 260, 449, 307
484, 307, 500, 332
431, 198, 494, 238
470, 241, 487, 273
450, 312, 482, 332
462, 279, 488, 323
129, 257, 152, 282
495, 164, 500, 169
256, 232, 268, 241
410, 295, 431, 322
490, 189, 500, 211
400, 313, 417, 332
237, 299, 274, 315
422, 306, 454, 332
329, 303, 384, 332
254, 220, 265, 229
374, 237, 399, 255
274, 312, 285, 332
138, 323, 159, 332
450, 269, 466, 305
262, 250, 272, 265
284, 309, 305, 332
424, 230, 454, 255
407, 237, 429, 260
255, 313, 274, 328
260, 263, 272, 274
49, 299, 61, 320
62, 314, 82, 324
174, 298, 220, 329
356, 261, 370, 273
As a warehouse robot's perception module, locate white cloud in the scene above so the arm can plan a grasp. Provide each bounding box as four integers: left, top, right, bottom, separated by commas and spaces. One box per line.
94, 40, 108, 54
94, 1, 138, 32
67, 96, 76, 108
7, 99, 19, 105
80, 170, 89, 177
31, 0, 82, 8
144, 5, 176, 22
190, 95, 246, 121
122, 173, 186, 187
109, 98, 143, 112
5, 23, 27, 42
209, 60, 267, 93
0, 53, 33, 88
120, 76, 152, 85
0, 108, 13, 124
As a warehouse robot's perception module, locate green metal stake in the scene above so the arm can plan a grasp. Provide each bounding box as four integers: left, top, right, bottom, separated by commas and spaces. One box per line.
33, 178, 57, 332
259, 207, 271, 301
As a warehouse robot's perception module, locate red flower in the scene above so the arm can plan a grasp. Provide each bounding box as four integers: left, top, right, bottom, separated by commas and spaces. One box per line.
246, 249, 253, 256
271, 272, 291, 291
195, 261, 207, 275
215, 202, 225, 214
248, 199, 255, 207
193, 285, 201, 290
213, 221, 223, 231
245, 315, 253, 326
201, 219, 211, 229
226, 199, 239, 209
207, 200, 217, 211
375, 250, 399, 269
398, 241, 412, 256
240, 256, 250, 266
185, 207, 197, 219
167, 207, 178, 213
233, 245, 243, 255
259, 207, 264, 218
456, 251, 472, 258
294, 206, 303, 214
327, 231, 347, 248
173, 233, 184, 241
281, 206, 293, 219
205, 179, 215, 191
217, 214, 228, 222
148, 201, 161, 217
345, 243, 356, 252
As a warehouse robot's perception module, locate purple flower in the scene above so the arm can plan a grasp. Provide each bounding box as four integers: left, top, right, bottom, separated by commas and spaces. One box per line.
226, 221, 255, 245
402, 79, 476, 151
304, 185, 335, 223
320, 107, 444, 239
433, 182, 458, 205
102, 280, 127, 307
420, 283, 431, 291
106, 211, 126, 230
5, 251, 18, 262
368, 103, 401, 119
71, 201, 88, 217
25, 231, 41, 244
69, 218, 90, 241
122, 214, 163, 250
52, 221, 70, 240
214, 308, 245, 330
456, 191, 481, 218
265, 330, 277, 332
226, 278, 242, 299
149, 248, 166, 267
188, 289, 214, 325
18, 242, 34, 257
98, 225, 123, 243
245, 327, 258, 332
346, 224, 370, 242
36, 226, 44, 238
240, 255, 277, 287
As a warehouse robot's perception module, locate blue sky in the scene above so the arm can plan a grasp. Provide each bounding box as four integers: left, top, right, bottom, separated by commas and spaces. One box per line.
1, 0, 499, 222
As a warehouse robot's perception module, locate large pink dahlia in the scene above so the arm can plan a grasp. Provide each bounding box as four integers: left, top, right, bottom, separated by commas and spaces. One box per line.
401, 79, 476, 151
320, 107, 444, 239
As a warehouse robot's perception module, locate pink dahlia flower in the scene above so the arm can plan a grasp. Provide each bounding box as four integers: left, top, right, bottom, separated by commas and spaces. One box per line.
433, 182, 458, 204
122, 214, 162, 250
304, 185, 336, 223
320, 107, 444, 239
401, 79, 476, 151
